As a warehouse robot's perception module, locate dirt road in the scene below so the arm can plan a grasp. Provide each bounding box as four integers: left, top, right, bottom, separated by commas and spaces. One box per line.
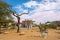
0, 27, 60, 40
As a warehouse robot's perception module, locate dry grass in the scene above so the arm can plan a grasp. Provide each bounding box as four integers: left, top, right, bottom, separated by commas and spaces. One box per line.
0, 27, 60, 40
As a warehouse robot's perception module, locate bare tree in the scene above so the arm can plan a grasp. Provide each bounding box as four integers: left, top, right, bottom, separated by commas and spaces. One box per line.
13, 12, 28, 33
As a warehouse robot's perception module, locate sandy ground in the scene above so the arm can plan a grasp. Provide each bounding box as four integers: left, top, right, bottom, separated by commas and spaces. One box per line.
0, 27, 60, 40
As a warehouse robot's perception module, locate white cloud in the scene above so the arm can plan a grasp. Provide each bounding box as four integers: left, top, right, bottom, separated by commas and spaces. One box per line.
13, 0, 60, 24
23, 0, 60, 24
24, 1, 39, 8
11, 14, 17, 22
56, 0, 60, 2
23, 10, 28, 13
20, 14, 31, 22
14, 5, 23, 11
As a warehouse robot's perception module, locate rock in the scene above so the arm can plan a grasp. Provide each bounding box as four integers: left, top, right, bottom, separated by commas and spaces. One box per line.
19, 32, 25, 35
4, 31, 9, 34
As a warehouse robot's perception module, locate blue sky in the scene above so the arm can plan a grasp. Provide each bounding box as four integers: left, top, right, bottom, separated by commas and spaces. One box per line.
4, 0, 30, 6
3, 0, 30, 13
3, 0, 42, 13
3, 0, 60, 24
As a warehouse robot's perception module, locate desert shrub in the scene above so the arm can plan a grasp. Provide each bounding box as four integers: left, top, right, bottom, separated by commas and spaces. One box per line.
41, 24, 48, 29
8, 25, 16, 29
47, 23, 57, 29
10, 26, 16, 29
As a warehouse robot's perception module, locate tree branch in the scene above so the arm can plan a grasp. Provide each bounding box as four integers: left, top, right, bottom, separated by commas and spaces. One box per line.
12, 12, 17, 16
20, 13, 28, 16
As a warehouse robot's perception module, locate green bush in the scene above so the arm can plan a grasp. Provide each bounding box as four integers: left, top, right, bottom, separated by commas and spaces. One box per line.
42, 24, 48, 29
8, 25, 16, 29
47, 23, 57, 29
38, 24, 48, 29
10, 26, 16, 29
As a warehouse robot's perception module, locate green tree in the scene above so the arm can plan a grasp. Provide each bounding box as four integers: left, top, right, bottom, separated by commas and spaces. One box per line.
0, 1, 13, 20
0, 0, 14, 34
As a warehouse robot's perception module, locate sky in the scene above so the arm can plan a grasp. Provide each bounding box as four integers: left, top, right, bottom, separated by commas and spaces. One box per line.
3, 0, 60, 24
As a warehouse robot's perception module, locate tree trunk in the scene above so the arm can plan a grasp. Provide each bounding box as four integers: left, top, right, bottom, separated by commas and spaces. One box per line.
0, 24, 2, 34
17, 17, 20, 33
0, 26, 1, 34
17, 24, 19, 33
